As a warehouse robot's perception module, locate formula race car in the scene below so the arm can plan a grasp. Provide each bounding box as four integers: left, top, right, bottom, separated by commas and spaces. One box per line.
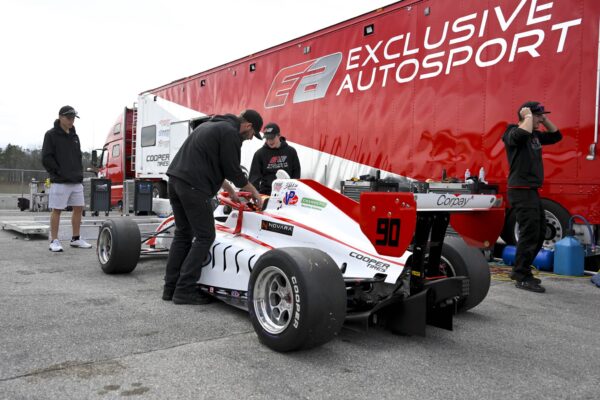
96, 178, 504, 352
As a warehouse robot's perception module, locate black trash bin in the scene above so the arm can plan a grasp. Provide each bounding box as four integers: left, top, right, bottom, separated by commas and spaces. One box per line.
90, 178, 111, 216
134, 180, 153, 214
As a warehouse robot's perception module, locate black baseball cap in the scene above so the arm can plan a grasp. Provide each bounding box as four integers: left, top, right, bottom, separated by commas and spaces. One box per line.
518, 101, 550, 119
240, 109, 263, 139
59, 105, 80, 118
263, 122, 280, 139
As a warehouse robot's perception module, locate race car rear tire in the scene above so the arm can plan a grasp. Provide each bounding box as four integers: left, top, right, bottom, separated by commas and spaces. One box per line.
248, 247, 346, 352
440, 236, 490, 312
97, 219, 141, 274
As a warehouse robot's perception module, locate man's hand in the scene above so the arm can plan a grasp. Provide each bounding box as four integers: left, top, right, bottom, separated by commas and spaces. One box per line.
241, 182, 263, 209
541, 116, 558, 133
518, 107, 534, 132
221, 181, 240, 203
519, 107, 533, 119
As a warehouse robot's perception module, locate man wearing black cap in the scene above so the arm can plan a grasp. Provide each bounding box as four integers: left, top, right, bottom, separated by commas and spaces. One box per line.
42, 106, 92, 252
249, 122, 301, 195
163, 110, 263, 304
502, 101, 562, 293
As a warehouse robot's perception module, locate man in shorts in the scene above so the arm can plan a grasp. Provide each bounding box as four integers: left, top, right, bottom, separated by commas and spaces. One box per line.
42, 105, 92, 252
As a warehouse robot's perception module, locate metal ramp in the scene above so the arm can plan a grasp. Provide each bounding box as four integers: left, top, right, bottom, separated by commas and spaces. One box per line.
1, 220, 49, 239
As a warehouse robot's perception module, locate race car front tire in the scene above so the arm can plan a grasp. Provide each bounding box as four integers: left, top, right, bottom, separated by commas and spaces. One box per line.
97, 218, 141, 274
248, 247, 346, 352
440, 236, 490, 312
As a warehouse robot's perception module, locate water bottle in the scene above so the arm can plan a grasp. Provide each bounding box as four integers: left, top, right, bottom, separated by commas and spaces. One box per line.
464, 168, 471, 182
478, 167, 486, 184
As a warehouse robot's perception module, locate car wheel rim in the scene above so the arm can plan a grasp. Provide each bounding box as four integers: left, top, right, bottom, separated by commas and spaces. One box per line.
98, 227, 113, 265
513, 210, 563, 248
439, 255, 456, 277
253, 266, 294, 334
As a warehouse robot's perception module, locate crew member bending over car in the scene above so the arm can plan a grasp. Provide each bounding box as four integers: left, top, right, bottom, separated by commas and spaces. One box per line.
502, 101, 562, 293
163, 110, 264, 305
249, 122, 300, 195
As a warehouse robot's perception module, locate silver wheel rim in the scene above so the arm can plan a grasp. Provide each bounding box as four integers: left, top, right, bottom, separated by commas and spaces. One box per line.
253, 266, 294, 334
439, 255, 456, 277
513, 210, 563, 248
98, 227, 113, 265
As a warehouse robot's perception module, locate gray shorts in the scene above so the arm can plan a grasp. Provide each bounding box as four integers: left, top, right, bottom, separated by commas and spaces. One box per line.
48, 183, 85, 210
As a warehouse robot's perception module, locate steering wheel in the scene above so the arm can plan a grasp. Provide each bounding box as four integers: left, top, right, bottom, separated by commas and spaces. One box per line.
217, 191, 257, 212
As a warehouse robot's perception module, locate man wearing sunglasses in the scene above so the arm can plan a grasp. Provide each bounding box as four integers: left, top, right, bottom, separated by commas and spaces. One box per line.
502, 101, 562, 293
42, 105, 93, 252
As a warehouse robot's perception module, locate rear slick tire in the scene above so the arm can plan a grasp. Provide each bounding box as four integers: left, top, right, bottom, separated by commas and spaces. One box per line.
440, 236, 490, 312
248, 247, 346, 352
97, 219, 141, 274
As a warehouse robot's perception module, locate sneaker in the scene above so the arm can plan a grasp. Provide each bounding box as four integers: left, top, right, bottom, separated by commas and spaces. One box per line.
162, 286, 175, 301
515, 279, 546, 293
172, 291, 212, 305
49, 239, 63, 252
70, 239, 92, 249
510, 272, 541, 284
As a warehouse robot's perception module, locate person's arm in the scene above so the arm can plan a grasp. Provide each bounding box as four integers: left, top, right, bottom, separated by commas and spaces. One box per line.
41, 132, 60, 175
518, 107, 533, 133
248, 151, 262, 187
221, 180, 240, 203
290, 148, 301, 179
239, 181, 262, 209
539, 116, 562, 144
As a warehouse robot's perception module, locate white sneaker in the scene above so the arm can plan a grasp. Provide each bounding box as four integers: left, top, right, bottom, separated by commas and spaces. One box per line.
49, 239, 63, 252
70, 239, 92, 249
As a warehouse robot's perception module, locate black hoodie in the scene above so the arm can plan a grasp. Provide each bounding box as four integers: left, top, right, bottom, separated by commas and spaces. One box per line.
41, 120, 83, 183
249, 137, 301, 195
167, 114, 248, 196
502, 124, 562, 188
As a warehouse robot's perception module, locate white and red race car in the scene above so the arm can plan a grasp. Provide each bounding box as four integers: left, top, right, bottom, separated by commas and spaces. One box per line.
97, 178, 504, 352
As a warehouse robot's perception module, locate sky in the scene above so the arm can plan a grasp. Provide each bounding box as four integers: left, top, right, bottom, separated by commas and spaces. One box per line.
0, 0, 394, 151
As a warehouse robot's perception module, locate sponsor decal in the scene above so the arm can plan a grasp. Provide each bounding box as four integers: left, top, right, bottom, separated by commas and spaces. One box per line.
436, 194, 474, 208
282, 182, 298, 190
273, 182, 283, 193
146, 153, 170, 166
349, 251, 390, 273
291, 276, 300, 329
300, 197, 327, 210
265, 1, 581, 106
283, 191, 299, 205
261, 220, 294, 236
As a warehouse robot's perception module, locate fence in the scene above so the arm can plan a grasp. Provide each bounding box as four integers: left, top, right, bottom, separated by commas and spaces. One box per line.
0, 168, 96, 195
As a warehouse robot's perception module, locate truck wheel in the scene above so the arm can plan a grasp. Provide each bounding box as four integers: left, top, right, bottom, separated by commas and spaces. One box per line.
152, 182, 167, 198
248, 248, 346, 352
501, 199, 570, 249
439, 236, 490, 312
97, 219, 141, 274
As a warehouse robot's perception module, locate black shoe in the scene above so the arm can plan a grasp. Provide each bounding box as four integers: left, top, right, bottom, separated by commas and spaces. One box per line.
510, 273, 541, 284
162, 287, 175, 301
515, 279, 546, 293
172, 291, 212, 305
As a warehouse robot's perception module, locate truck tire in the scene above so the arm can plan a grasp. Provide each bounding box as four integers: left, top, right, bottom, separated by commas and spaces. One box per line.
152, 182, 167, 198
97, 219, 141, 274
248, 248, 346, 352
501, 199, 570, 248
439, 236, 490, 312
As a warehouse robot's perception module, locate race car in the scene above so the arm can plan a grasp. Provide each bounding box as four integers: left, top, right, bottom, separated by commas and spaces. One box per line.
96, 178, 504, 352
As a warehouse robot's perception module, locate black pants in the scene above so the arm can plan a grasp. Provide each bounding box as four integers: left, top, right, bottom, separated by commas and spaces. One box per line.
508, 189, 545, 281
164, 177, 215, 294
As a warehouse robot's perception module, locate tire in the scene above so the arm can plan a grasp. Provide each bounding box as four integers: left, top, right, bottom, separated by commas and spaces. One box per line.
248, 248, 346, 352
501, 199, 570, 249
152, 182, 167, 198
97, 219, 141, 274
439, 236, 490, 312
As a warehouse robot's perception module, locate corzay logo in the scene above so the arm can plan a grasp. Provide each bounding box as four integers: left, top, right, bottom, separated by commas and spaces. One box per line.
283, 191, 298, 205
264, 53, 342, 108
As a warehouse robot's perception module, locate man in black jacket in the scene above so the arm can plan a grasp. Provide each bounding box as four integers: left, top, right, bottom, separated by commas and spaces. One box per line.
502, 101, 562, 293
249, 122, 301, 195
42, 106, 92, 252
163, 110, 263, 305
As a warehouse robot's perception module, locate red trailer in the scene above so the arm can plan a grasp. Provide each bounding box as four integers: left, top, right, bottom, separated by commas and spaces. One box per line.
96, 0, 600, 249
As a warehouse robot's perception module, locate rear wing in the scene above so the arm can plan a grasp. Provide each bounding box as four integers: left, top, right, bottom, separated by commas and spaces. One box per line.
359, 192, 504, 257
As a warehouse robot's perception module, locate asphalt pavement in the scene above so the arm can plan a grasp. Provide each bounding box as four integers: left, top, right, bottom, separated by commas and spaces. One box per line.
0, 211, 598, 400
